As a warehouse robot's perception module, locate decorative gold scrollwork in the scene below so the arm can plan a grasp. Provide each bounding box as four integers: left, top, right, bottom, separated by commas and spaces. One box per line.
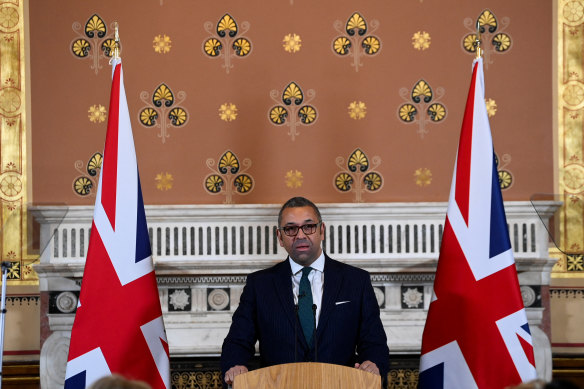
269, 82, 317, 141
71, 14, 116, 74
72, 152, 103, 197
203, 14, 252, 73
204, 150, 253, 204
332, 12, 381, 72
139, 84, 188, 143
398, 80, 446, 138
462, 9, 512, 68
334, 149, 382, 202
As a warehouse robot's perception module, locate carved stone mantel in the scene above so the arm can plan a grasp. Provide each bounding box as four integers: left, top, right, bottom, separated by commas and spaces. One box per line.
32, 201, 560, 388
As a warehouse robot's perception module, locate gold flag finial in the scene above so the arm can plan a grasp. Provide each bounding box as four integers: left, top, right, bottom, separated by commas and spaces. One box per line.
475, 20, 482, 59
113, 22, 120, 60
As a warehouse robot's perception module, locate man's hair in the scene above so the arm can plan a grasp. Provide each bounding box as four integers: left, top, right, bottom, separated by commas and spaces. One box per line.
278, 196, 322, 227
89, 374, 151, 389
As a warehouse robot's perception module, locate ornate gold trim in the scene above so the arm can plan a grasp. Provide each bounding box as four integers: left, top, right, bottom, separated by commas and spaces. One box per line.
0, 0, 37, 285
553, 0, 584, 278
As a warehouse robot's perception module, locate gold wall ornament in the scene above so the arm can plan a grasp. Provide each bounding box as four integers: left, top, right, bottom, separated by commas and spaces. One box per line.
218, 102, 238, 122
155, 172, 173, 191
72, 152, 103, 197
414, 168, 432, 187
462, 9, 512, 69
0, 6, 18, 29
203, 14, 251, 74
332, 12, 381, 72
285, 169, 303, 188
269, 82, 317, 141
567, 254, 584, 271
88, 104, 107, 123
153, 34, 172, 54
204, 150, 253, 204
348, 101, 367, 120
333, 148, 383, 202
138, 83, 188, 143
398, 79, 447, 138
0, 0, 35, 283
495, 153, 514, 191
412, 31, 431, 51
71, 14, 117, 75
388, 368, 419, 389
5, 260, 19, 280
485, 98, 497, 117
554, 0, 584, 278
283, 33, 302, 53
171, 370, 222, 389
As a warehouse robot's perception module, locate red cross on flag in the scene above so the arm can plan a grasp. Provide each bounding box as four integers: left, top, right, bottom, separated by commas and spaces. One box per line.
64, 59, 170, 389
419, 57, 537, 388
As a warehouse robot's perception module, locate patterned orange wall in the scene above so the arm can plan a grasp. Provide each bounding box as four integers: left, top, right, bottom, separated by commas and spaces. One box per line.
28, 0, 554, 206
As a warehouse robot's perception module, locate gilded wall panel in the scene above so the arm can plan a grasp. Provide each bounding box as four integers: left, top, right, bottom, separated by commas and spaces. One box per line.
0, 0, 34, 285
0, 0, 39, 362
555, 0, 584, 279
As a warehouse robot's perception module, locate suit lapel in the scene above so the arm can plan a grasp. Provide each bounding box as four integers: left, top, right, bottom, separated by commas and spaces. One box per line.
273, 259, 298, 331
317, 255, 342, 335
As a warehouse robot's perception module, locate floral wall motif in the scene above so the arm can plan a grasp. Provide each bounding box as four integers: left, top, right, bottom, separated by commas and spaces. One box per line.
153, 34, 171, 54
155, 172, 173, 191
414, 168, 432, 188
332, 12, 381, 72
333, 149, 383, 203
27, 2, 553, 207
496, 153, 514, 191
71, 14, 116, 75
73, 152, 102, 196
203, 14, 251, 74
461, 10, 512, 69
398, 80, 446, 139
204, 150, 253, 204
138, 83, 188, 143
269, 82, 317, 141
283, 33, 302, 53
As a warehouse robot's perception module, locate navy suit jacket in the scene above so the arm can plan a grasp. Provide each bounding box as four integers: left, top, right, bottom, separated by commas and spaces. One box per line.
221, 254, 389, 379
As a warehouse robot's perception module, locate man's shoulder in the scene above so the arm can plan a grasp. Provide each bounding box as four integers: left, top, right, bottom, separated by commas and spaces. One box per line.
325, 255, 370, 278
247, 259, 289, 281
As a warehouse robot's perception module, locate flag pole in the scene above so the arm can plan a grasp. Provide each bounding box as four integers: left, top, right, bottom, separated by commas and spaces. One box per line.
111, 22, 120, 64
0, 261, 12, 389
475, 20, 482, 59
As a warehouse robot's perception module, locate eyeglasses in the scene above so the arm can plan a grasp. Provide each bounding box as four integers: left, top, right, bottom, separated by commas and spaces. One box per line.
279, 222, 321, 237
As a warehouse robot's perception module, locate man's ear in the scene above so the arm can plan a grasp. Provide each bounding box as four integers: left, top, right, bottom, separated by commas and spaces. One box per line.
276, 228, 284, 247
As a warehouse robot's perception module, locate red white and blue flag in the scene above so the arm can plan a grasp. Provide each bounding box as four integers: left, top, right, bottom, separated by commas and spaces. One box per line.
419, 57, 537, 389
65, 59, 170, 389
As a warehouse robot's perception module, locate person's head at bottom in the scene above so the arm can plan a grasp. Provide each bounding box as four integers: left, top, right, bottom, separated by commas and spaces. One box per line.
89, 374, 151, 389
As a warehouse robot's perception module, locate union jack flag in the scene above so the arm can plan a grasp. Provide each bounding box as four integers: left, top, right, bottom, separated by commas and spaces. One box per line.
64, 59, 170, 389
419, 58, 537, 389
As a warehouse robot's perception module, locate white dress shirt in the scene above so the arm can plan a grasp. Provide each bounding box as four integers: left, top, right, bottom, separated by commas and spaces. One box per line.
289, 252, 325, 327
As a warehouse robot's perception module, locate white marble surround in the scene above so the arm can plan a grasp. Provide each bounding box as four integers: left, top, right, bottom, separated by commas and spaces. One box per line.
32, 201, 559, 388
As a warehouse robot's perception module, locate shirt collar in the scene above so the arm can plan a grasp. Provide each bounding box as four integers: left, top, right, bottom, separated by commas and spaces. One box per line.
289, 251, 325, 275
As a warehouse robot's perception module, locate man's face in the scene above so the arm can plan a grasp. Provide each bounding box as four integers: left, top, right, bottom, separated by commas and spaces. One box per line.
277, 206, 324, 267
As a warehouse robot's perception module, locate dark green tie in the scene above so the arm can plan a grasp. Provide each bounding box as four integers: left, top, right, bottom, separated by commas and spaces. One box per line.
298, 267, 314, 347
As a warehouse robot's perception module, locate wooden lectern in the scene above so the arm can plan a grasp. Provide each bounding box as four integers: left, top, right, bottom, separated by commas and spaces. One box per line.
233, 362, 381, 389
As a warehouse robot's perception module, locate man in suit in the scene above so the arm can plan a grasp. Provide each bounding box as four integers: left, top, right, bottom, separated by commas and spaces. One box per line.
221, 196, 389, 385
